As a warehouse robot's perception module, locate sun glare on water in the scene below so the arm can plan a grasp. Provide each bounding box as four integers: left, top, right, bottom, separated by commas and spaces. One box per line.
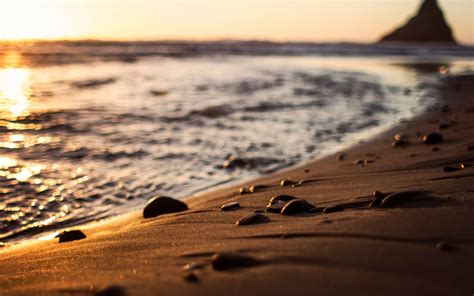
0, 52, 31, 119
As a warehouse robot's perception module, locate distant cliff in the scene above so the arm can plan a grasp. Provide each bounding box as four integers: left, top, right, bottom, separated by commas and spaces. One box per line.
379, 0, 456, 44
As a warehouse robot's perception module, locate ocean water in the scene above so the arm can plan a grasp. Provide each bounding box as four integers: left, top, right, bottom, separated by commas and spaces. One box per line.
0, 41, 473, 243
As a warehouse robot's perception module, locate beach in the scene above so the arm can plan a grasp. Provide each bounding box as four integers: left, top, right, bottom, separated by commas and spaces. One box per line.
1, 69, 473, 295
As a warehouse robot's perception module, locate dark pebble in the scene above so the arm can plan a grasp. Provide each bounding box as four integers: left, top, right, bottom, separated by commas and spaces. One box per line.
423, 132, 443, 144
183, 271, 199, 283
280, 199, 314, 215
183, 262, 205, 271
379, 191, 423, 208
432, 147, 440, 152
336, 153, 346, 161
467, 144, 474, 151
438, 123, 450, 129
323, 205, 344, 213
143, 196, 188, 218
266, 200, 287, 213
221, 202, 240, 211
95, 285, 126, 296
443, 165, 461, 173
392, 134, 408, 147
236, 213, 269, 225
269, 194, 297, 203
248, 185, 265, 193
353, 159, 365, 165
436, 240, 454, 252
211, 252, 260, 270
280, 179, 297, 187
57, 230, 86, 243
239, 187, 250, 195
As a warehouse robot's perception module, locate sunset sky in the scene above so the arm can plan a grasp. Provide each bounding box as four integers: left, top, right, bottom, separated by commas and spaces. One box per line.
0, 0, 472, 44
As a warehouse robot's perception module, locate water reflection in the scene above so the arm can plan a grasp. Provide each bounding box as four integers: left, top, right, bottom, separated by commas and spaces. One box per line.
0, 51, 31, 120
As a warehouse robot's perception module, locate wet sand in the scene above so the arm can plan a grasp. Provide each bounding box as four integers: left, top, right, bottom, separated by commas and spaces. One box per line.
1, 74, 474, 296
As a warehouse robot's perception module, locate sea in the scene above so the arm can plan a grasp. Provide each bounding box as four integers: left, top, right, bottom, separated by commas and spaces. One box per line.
0, 41, 473, 243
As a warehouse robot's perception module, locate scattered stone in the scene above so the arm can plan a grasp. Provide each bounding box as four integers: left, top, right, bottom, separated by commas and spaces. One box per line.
150, 89, 168, 96
280, 199, 314, 215
236, 213, 269, 225
143, 196, 188, 218
336, 153, 346, 161
392, 134, 408, 147
95, 285, 126, 296
183, 271, 199, 283
379, 191, 424, 208
211, 252, 260, 270
248, 185, 265, 193
423, 132, 443, 144
57, 230, 86, 243
443, 165, 461, 172
323, 205, 344, 214
436, 240, 454, 251
269, 195, 297, 203
223, 155, 246, 169
280, 179, 298, 187
266, 200, 287, 213
183, 262, 205, 271
239, 187, 250, 195
221, 202, 240, 211
354, 159, 365, 165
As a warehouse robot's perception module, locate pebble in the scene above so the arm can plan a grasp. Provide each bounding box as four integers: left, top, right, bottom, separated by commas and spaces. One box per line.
392, 134, 408, 147
143, 196, 188, 218
423, 132, 443, 144
239, 187, 250, 195
183, 271, 199, 283
436, 240, 454, 252
443, 165, 462, 172
211, 252, 260, 270
221, 202, 240, 211
183, 262, 205, 271
269, 194, 297, 203
248, 185, 264, 193
266, 200, 287, 213
280, 199, 314, 215
323, 205, 344, 213
236, 213, 269, 225
432, 147, 440, 152
336, 153, 346, 161
280, 179, 298, 187
95, 285, 126, 296
57, 230, 86, 243
379, 191, 423, 208
467, 144, 474, 151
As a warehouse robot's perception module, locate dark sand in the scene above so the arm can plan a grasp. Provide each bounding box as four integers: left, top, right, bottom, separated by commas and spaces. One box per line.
1, 74, 473, 296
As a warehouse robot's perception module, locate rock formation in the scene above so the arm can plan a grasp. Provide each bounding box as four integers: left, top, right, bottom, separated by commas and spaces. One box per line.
379, 0, 456, 44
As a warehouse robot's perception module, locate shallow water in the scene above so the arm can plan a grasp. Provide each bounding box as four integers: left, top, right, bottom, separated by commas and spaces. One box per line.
0, 43, 473, 242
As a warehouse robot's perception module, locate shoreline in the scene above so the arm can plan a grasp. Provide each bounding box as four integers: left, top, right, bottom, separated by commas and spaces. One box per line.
1, 73, 474, 295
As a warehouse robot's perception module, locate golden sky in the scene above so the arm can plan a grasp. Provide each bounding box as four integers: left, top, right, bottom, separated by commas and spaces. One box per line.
0, 0, 472, 44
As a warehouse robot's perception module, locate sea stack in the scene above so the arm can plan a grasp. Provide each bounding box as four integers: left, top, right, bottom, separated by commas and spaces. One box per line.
379, 0, 456, 44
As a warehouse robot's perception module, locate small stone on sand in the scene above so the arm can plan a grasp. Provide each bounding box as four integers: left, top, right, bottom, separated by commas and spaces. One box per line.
369, 199, 381, 208
423, 132, 443, 144
280, 199, 314, 215
239, 187, 250, 195
183, 271, 199, 283
323, 205, 344, 213
95, 285, 126, 296
336, 153, 346, 161
379, 191, 423, 208
143, 196, 188, 218
57, 230, 86, 243
221, 202, 240, 211
436, 240, 454, 251
236, 213, 269, 225
211, 252, 260, 270
266, 200, 287, 213
280, 179, 298, 187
